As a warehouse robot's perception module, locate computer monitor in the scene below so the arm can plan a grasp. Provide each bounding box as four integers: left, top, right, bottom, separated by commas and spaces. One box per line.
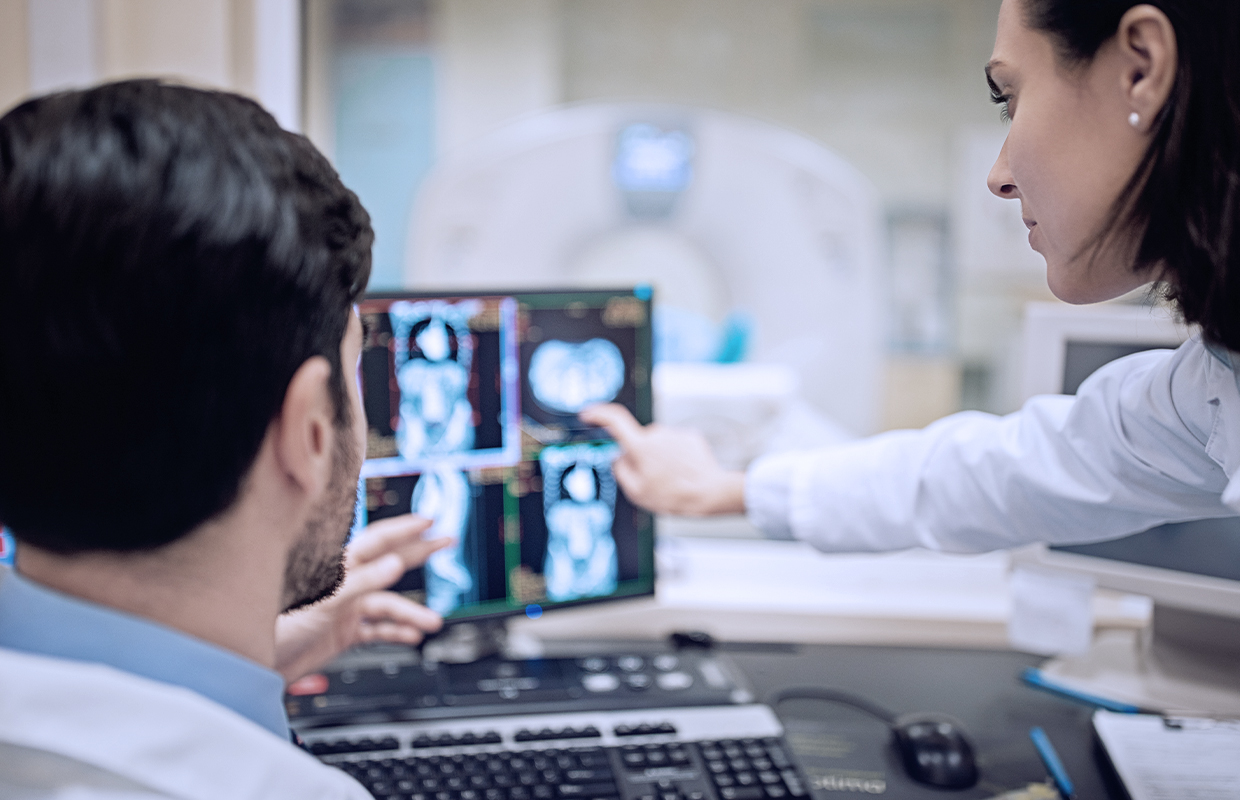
354, 288, 656, 628
1015, 302, 1240, 713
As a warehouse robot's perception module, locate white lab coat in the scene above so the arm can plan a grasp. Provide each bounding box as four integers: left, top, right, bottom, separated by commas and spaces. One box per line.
0, 646, 371, 800
746, 335, 1240, 552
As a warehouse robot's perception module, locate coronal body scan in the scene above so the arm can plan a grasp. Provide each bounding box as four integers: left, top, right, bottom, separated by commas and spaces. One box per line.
528, 338, 626, 414
390, 299, 481, 460
410, 466, 474, 616
539, 442, 622, 602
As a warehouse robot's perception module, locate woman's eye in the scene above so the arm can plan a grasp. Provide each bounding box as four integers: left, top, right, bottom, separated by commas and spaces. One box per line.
989, 90, 1013, 123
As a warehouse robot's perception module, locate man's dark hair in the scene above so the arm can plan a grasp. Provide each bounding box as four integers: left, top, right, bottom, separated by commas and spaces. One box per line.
1023, 0, 1240, 351
0, 80, 372, 553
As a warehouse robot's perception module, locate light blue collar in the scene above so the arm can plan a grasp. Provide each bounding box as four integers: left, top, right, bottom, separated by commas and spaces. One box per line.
0, 565, 289, 739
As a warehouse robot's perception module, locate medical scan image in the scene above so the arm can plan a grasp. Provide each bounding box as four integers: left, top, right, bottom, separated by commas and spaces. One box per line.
519, 297, 644, 435
409, 466, 475, 616
528, 338, 626, 414
539, 442, 622, 602
389, 299, 483, 461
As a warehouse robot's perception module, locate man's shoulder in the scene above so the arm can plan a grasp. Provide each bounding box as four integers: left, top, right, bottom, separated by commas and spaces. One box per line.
0, 647, 369, 800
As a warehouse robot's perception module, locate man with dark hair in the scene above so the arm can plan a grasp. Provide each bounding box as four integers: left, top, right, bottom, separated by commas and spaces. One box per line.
0, 80, 443, 798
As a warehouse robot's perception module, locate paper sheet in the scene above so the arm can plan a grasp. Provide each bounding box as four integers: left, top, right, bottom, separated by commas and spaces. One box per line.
1093, 711, 1240, 800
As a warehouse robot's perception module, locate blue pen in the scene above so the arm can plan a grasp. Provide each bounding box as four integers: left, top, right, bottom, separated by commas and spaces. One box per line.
1021, 667, 1147, 714
1029, 727, 1075, 800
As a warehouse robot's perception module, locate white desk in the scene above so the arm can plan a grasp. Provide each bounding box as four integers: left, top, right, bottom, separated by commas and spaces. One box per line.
510, 529, 1151, 650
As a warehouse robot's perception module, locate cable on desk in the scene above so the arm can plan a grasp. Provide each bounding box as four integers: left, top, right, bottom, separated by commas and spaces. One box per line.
767, 686, 898, 725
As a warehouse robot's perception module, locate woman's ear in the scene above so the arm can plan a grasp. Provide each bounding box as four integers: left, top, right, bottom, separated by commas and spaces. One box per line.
1117, 4, 1178, 130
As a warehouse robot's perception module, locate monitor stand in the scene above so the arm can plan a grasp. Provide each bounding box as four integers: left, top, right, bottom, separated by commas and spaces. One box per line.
421, 619, 544, 664
1038, 606, 1240, 715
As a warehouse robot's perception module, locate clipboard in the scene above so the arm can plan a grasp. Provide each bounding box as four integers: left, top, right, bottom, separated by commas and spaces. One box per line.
1092, 710, 1240, 799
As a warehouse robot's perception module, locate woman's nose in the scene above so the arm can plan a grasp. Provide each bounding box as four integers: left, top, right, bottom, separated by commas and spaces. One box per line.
987, 137, 1019, 199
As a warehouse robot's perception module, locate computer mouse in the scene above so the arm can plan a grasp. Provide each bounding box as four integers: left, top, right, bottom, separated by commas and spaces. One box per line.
891, 713, 979, 789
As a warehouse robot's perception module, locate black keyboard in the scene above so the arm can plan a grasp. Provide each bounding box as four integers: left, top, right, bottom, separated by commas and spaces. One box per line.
298, 706, 810, 800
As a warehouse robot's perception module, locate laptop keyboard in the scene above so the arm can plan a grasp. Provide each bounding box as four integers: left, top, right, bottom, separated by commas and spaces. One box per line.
299, 706, 809, 800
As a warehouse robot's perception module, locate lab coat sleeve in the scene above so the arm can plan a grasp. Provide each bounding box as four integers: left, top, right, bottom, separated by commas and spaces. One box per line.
745, 338, 1238, 553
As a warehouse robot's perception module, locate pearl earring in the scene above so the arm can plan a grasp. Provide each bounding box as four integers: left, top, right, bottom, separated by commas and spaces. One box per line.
1128, 112, 1140, 128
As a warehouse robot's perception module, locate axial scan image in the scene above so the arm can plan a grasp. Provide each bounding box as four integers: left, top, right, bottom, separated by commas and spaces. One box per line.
519, 300, 642, 436
390, 299, 481, 460
539, 442, 622, 602
528, 338, 626, 414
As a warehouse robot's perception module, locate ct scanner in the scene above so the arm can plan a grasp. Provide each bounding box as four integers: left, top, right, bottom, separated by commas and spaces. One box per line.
404, 104, 886, 464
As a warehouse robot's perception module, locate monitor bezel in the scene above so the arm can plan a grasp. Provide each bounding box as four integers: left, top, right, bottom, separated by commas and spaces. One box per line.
1013, 543, 1240, 620
1016, 301, 1240, 622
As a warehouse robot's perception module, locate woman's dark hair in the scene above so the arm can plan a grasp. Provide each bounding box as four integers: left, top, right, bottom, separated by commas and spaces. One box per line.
1023, 0, 1240, 351
0, 80, 373, 553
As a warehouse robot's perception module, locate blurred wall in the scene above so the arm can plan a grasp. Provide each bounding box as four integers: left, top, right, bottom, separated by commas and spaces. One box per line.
409, 0, 1054, 424
0, 0, 299, 130
0, 1, 30, 112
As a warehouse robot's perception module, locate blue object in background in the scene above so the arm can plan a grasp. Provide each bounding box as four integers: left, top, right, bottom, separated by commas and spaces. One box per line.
612, 124, 694, 193
0, 527, 14, 567
653, 307, 752, 364
334, 49, 436, 290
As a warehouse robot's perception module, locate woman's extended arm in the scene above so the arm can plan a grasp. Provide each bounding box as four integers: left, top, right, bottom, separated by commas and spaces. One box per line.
589, 338, 1240, 553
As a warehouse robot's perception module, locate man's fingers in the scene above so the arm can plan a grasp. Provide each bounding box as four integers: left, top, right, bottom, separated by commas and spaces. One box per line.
394, 535, 456, 568
359, 591, 444, 633
338, 552, 408, 599
579, 403, 645, 450
359, 621, 426, 645
347, 514, 433, 565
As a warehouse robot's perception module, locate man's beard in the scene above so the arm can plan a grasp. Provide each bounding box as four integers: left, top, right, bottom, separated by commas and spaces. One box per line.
281, 423, 362, 613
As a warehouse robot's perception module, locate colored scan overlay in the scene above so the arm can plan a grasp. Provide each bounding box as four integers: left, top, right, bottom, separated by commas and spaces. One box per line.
0, 526, 13, 567
358, 295, 521, 477
355, 289, 655, 622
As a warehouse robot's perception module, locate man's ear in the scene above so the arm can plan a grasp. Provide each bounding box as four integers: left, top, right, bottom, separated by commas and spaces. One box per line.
269, 355, 337, 500
1117, 4, 1178, 131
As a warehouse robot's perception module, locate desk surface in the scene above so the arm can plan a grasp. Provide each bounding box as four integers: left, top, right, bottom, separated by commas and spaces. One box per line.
543, 640, 1114, 800
711, 642, 1119, 800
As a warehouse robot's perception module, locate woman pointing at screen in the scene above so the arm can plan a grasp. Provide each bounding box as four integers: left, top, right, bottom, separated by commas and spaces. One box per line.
583, 0, 1240, 554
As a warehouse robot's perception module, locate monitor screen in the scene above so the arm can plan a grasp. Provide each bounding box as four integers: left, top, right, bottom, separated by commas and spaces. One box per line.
355, 288, 655, 623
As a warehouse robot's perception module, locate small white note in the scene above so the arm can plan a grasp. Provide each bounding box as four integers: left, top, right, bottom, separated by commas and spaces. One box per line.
1007, 565, 1094, 656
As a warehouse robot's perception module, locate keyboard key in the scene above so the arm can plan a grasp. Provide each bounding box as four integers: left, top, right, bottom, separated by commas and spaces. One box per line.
558, 784, 620, 797
780, 771, 807, 797
719, 788, 764, 800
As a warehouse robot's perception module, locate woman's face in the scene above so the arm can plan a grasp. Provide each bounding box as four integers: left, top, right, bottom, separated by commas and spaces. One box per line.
986, 0, 1156, 303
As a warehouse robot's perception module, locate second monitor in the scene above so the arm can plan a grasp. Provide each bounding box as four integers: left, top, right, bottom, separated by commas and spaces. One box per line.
355, 288, 655, 623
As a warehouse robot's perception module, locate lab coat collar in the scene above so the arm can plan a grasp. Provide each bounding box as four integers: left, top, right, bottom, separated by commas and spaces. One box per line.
0, 565, 289, 739
0, 646, 369, 799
